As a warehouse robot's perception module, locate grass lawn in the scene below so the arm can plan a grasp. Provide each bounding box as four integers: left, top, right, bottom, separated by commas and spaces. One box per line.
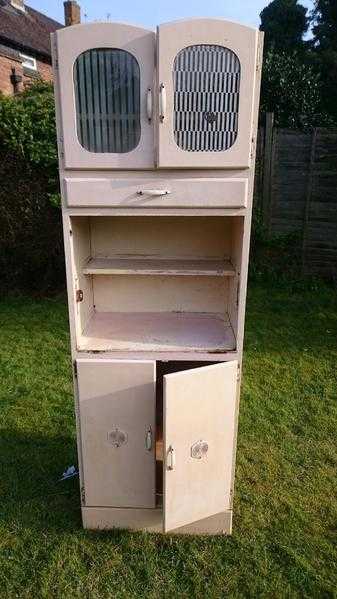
0, 282, 336, 598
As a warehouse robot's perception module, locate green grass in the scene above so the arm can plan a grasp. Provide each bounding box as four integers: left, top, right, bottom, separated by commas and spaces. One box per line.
0, 283, 336, 598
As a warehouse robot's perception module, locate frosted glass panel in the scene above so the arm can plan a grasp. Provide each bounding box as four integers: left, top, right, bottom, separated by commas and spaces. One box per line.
173, 45, 240, 152
74, 49, 141, 153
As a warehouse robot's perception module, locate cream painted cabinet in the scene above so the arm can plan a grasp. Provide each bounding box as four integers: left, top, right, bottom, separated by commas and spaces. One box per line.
52, 18, 263, 534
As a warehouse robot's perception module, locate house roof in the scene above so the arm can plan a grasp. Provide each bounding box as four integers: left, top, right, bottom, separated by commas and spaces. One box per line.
0, 0, 63, 59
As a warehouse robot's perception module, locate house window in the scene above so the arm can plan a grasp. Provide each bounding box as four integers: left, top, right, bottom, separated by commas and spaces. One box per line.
20, 54, 37, 71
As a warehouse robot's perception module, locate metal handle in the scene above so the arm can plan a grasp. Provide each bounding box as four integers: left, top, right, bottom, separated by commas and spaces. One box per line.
137, 189, 170, 197
146, 88, 153, 122
167, 445, 175, 470
145, 427, 153, 451
159, 83, 166, 122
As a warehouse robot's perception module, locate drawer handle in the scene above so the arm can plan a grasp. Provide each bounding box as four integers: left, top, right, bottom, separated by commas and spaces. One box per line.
159, 83, 166, 121
137, 189, 171, 197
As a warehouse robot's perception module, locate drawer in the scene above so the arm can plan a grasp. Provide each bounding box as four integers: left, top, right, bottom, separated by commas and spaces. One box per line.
64, 177, 248, 208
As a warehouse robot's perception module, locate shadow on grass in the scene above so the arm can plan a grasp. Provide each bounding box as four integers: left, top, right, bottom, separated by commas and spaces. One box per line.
0, 429, 82, 533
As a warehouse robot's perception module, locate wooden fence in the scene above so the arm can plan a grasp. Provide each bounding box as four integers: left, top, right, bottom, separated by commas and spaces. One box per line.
254, 113, 337, 279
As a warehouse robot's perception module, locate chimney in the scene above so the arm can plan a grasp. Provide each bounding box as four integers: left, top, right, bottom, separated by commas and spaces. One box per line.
64, 1, 81, 26
10, 0, 25, 11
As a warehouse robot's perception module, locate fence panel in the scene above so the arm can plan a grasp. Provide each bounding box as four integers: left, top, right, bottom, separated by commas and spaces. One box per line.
255, 115, 337, 279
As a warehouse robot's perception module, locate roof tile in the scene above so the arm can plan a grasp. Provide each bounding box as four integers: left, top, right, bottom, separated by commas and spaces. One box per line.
0, 0, 63, 58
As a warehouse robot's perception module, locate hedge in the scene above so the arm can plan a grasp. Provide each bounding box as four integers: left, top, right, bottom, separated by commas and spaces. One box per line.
0, 82, 64, 294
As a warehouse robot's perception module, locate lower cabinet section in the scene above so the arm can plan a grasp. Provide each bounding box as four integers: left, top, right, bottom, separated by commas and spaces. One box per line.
76, 357, 238, 533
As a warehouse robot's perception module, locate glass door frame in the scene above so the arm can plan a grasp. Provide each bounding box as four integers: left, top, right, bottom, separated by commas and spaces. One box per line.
54, 22, 155, 170
156, 19, 260, 169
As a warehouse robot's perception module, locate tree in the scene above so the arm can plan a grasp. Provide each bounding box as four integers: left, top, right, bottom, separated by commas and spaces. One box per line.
312, 0, 337, 51
260, 0, 309, 51
260, 49, 333, 129
311, 0, 337, 120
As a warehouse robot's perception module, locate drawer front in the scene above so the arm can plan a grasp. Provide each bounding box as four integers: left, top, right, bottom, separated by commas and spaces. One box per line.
64, 177, 248, 208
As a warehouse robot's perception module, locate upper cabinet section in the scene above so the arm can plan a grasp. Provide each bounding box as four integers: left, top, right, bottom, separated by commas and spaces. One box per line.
53, 23, 155, 169
157, 19, 260, 169
53, 20, 261, 170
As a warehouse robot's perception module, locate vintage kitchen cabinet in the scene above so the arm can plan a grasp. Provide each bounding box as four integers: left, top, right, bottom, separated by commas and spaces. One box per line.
52, 18, 263, 534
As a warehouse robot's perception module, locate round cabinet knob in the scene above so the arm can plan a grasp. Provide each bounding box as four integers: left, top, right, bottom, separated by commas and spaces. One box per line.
191, 440, 209, 459
107, 427, 128, 448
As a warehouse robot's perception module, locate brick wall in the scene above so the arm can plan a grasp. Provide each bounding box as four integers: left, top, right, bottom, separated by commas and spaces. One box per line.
0, 50, 53, 95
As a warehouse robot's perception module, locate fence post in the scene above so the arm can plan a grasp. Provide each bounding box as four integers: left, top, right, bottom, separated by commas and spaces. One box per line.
302, 128, 317, 275
262, 112, 274, 231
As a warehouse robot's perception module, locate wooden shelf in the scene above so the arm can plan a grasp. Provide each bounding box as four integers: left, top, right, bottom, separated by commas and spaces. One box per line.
83, 257, 235, 277
79, 311, 236, 353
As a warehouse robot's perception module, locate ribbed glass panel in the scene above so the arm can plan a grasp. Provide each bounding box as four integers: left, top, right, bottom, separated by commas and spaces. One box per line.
173, 45, 240, 152
74, 48, 141, 153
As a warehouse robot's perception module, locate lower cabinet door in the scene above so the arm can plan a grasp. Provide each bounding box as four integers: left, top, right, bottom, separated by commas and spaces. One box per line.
163, 361, 237, 532
76, 358, 156, 508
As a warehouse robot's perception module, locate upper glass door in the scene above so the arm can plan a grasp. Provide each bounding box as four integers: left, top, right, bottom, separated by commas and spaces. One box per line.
157, 19, 260, 169
54, 23, 155, 169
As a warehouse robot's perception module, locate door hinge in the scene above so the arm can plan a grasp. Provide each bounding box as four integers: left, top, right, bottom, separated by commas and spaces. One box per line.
236, 277, 240, 307
251, 136, 256, 159
76, 289, 83, 303
81, 485, 85, 505
256, 43, 262, 72
58, 135, 64, 155
229, 488, 234, 508
73, 361, 78, 378
52, 43, 59, 69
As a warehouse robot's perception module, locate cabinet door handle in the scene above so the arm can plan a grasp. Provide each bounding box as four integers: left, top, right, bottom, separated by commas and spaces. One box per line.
167, 445, 175, 470
146, 88, 153, 122
159, 83, 166, 122
145, 428, 153, 451
137, 189, 170, 196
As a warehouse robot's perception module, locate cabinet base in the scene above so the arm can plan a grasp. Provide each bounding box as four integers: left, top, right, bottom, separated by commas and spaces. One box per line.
82, 507, 232, 535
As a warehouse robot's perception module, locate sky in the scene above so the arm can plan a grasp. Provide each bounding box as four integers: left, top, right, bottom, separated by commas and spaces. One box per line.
27, 0, 314, 30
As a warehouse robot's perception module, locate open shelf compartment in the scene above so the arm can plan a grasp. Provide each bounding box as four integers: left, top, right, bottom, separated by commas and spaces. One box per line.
71, 216, 242, 355
79, 311, 235, 352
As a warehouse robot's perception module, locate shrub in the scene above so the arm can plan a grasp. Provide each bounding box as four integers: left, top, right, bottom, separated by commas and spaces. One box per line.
0, 83, 64, 294
260, 49, 335, 129
0, 81, 58, 168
